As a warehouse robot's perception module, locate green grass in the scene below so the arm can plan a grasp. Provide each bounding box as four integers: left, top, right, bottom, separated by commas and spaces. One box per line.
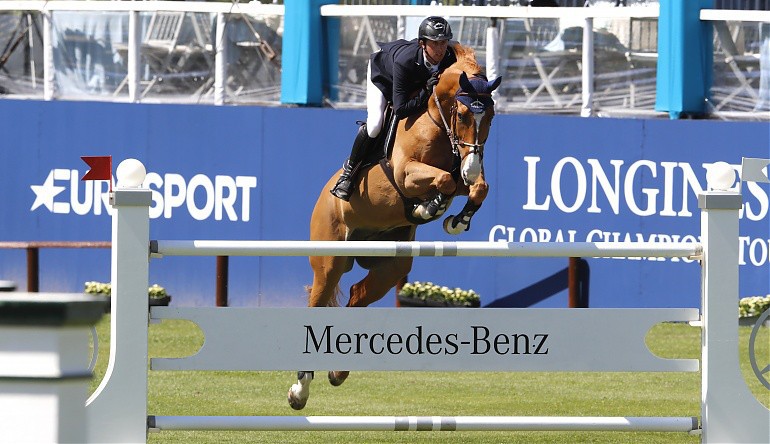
89, 316, 769, 444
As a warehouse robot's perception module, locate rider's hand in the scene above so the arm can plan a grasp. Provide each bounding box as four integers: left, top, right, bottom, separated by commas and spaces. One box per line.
425, 73, 439, 92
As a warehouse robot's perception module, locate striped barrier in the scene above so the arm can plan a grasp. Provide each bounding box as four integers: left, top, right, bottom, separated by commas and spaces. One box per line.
84, 160, 769, 444
148, 415, 699, 432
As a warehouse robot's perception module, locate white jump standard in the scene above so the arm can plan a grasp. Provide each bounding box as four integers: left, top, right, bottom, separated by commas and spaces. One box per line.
86, 159, 770, 443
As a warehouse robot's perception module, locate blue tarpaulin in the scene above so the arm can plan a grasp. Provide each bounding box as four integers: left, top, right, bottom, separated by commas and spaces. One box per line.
281, 0, 338, 105
656, 0, 714, 118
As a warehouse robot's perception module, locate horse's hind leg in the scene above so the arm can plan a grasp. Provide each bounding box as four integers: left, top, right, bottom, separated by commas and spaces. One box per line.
308, 254, 350, 307
328, 370, 349, 386
348, 257, 413, 308
324, 256, 413, 389
288, 371, 314, 410
288, 254, 350, 410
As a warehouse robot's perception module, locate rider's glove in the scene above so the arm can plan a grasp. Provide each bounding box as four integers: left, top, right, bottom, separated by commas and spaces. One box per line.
425, 72, 439, 93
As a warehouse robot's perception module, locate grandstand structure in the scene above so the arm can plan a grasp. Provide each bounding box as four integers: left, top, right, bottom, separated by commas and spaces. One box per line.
0, 0, 766, 119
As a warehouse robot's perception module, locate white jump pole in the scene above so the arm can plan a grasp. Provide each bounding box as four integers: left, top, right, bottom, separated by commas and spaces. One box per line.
152, 240, 701, 259
150, 415, 698, 432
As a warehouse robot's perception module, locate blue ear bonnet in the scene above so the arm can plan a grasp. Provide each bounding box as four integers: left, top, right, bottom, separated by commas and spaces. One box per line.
456, 76, 495, 114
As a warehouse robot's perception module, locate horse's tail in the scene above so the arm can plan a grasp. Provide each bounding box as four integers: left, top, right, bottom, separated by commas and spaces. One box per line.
303, 284, 342, 307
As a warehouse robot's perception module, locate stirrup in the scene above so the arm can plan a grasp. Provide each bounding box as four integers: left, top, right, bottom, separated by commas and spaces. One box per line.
330, 180, 353, 201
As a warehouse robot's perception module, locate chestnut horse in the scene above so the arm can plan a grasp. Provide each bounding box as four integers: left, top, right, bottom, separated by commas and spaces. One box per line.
288, 43, 501, 410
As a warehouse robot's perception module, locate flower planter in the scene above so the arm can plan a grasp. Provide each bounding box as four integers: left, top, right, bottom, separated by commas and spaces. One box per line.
101, 295, 171, 313
149, 295, 172, 307
85, 282, 171, 313
397, 294, 480, 308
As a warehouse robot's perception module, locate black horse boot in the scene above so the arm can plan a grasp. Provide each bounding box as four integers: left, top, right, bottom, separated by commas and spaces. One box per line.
424, 192, 451, 218
331, 124, 376, 201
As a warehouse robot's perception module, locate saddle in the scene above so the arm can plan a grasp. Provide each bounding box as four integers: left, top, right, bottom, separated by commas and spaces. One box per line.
357, 105, 398, 168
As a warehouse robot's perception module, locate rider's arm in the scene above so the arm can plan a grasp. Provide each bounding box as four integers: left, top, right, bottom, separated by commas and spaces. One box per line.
391, 62, 429, 119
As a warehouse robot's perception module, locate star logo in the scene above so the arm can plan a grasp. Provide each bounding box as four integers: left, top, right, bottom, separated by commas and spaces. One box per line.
30, 170, 65, 211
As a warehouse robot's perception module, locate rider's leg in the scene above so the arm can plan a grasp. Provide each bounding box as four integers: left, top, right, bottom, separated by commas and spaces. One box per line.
364, 60, 387, 138
330, 62, 387, 201
330, 124, 375, 201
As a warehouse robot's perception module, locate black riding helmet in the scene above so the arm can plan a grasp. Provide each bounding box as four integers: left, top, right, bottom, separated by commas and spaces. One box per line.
418, 16, 453, 42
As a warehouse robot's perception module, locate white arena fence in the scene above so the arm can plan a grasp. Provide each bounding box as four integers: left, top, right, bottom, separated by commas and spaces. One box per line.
83, 159, 769, 443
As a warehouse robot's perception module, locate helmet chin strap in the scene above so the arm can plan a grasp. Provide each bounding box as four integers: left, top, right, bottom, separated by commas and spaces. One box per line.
423, 50, 438, 70
423, 48, 443, 67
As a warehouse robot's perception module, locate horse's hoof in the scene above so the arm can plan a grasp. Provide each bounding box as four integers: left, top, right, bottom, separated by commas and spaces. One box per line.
287, 388, 308, 410
443, 216, 465, 235
328, 370, 350, 386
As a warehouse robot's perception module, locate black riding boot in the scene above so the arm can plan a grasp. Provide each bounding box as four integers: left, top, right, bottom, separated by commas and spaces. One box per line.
331, 124, 376, 201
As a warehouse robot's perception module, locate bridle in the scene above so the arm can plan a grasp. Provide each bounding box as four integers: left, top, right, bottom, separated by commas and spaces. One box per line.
430, 86, 492, 162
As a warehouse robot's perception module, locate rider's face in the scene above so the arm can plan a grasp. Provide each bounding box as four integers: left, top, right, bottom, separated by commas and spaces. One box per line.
422, 39, 449, 65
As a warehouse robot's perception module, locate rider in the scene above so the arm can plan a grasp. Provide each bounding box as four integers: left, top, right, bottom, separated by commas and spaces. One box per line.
330, 16, 458, 201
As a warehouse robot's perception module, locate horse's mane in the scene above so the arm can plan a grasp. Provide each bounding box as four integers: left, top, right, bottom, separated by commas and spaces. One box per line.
449, 43, 484, 77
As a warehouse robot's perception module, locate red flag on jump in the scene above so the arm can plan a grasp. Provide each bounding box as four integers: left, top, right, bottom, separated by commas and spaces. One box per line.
81, 156, 113, 192
81, 156, 112, 181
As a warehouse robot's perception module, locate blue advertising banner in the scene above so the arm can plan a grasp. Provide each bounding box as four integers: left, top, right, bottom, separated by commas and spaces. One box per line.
0, 100, 767, 308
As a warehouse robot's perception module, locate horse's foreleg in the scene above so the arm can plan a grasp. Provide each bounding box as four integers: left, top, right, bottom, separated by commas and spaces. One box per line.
402, 161, 459, 220
402, 161, 457, 197
444, 199, 481, 234
444, 179, 488, 235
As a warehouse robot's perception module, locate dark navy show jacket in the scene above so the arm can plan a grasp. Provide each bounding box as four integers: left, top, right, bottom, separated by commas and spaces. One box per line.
369, 39, 457, 119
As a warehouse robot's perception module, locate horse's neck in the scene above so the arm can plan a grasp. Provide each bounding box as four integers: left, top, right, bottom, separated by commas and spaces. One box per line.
393, 94, 452, 164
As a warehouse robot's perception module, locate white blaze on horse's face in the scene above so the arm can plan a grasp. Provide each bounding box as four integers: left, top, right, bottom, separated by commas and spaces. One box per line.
461, 110, 485, 186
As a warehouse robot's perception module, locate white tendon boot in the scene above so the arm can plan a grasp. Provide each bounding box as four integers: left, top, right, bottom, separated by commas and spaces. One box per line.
287, 371, 313, 410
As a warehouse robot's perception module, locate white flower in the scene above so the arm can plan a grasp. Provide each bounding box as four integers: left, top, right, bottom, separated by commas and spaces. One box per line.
739, 295, 770, 318
399, 281, 480, 307
84, 282, 167, 298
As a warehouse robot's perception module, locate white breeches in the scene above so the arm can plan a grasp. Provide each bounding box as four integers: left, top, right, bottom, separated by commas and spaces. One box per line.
366, 61, 387, 138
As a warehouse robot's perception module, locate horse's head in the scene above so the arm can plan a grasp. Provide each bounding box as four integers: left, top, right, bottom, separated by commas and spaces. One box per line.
440, 71, 502, 186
